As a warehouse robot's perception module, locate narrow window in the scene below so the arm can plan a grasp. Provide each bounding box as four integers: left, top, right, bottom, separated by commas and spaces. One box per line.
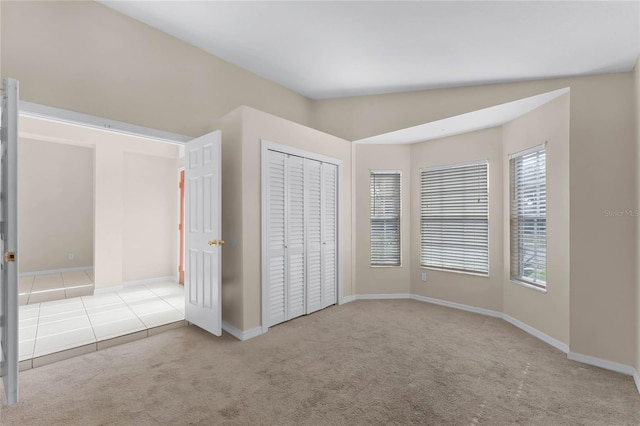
420, 162, 489, 274
370, 171, 401, 266
510, 146, 547, 288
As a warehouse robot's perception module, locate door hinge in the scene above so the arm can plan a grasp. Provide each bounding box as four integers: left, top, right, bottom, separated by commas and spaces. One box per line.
4, 252, 15, 262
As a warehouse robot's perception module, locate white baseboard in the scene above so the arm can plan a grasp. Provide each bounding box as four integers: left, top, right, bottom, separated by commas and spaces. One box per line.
222, 321, 263, 341
19, 266, 93, 278
340, 295, 356, 304
93, 285, 123, 295
503, 314, 569, 353
355, 293, 411, 300
411, 294, 502, 319
123, 276, 178, 287
94, 276, 178, 294
567, 352, 637, 376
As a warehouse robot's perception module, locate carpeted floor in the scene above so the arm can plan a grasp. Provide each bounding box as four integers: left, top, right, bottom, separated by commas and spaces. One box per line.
1, 299, 639, 425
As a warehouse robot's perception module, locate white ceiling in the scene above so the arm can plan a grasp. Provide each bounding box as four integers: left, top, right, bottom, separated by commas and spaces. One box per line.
100, 1, 640, 100
353, 87, 569, 144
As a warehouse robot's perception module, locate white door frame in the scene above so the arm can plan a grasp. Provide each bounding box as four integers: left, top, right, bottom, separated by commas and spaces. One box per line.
260, 139, 344, 334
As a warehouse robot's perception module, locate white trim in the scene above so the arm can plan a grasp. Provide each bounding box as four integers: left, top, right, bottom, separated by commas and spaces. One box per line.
19, 266, 93, 278
411, 294, 502, 318
508, 142, 546, 160
262, 140, 344, 167
19, 101, 191, 144
341, 295, 356, 304
93, 285, 123, 295
634, 369, 640, 396
122, 276, 178, 287
503, 314, 569, 353
356, 293, 411, 300
222, 321, 264, 341
420, 159, 489, 173
567, 352, 637, 376
260, 139, 344, 334
94, 276, 178, 294
509, 279, 547, 293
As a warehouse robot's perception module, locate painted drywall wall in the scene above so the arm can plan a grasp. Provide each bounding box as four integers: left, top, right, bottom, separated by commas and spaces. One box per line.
502, 94, 570, 345
314, 72, 636, 367
20, 115, 180, 290
409, 128, 504, 313
219, 108, 245, 329
634, 56, 640, 376
18, 138, 94, 272
218, 106, 352, 331
354, 144, 411, 295
123, 152, 178, 282
0, 1, 312, 137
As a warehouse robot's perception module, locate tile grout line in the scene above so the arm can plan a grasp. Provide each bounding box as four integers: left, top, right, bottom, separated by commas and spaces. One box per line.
144, 283, 185, 316
79, 296, 99, 344
114, 290, 151, 334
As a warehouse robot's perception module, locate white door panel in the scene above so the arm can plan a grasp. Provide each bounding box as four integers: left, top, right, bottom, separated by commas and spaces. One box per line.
266, 150, 286, 326
286, 155, 305, 320
322, 163, 338, 308
1, 78, 19, 405
305, 159, 323, 314
185, 130, 222, 336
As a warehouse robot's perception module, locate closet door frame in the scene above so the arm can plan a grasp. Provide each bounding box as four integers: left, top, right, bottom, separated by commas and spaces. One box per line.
261, 140, 343, 334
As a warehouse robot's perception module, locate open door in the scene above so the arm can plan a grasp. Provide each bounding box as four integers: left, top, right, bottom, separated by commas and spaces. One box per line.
1, 78, 19, 405
184, 130, 222, 336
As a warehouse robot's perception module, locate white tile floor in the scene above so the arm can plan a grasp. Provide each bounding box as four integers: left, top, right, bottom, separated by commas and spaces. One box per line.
19, 281, 185, 369
19, 270, 95, 305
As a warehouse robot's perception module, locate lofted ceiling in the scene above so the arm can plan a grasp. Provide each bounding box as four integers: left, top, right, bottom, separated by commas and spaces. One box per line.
100, 1, 640, 100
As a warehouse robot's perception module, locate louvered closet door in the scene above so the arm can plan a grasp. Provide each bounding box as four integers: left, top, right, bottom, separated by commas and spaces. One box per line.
321, 163, 338, 308
305, 159, 323, 314
286, 155, 306, 320
266, 150, 287, 326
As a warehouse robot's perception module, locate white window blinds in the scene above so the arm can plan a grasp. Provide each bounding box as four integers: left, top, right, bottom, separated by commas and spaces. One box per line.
420, 162, 489, 274
510, 146, 546, 288
370, 171, 401, 266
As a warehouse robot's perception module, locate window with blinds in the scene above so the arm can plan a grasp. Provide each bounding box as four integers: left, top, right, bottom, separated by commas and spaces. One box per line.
420, 162, 489, 274
510, 146, 546, 288
370, 171, 401, 266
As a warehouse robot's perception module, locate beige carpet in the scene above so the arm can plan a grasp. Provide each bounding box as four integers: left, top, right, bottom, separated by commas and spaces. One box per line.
1, 299, 639, 425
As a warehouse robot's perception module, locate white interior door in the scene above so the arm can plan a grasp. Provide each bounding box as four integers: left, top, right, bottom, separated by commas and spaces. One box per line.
286, 155, 305, 320
305, 159, 323, 314
1, 78, 19, 405
322, 163, 338, 308
265, 150, 286, 326
185, 130, 222, 336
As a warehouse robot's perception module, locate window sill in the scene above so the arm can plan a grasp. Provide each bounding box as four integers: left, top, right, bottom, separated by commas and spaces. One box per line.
370, 264, 402, 268
510, 279, 547, 293
421, 266, 489, 278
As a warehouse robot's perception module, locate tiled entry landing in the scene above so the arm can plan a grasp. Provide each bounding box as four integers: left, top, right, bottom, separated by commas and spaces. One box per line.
19, 281, 186, 370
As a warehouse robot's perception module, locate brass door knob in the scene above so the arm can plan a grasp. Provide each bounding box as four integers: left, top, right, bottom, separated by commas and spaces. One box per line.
208, 240, 217, 246
219, 240, 225, 246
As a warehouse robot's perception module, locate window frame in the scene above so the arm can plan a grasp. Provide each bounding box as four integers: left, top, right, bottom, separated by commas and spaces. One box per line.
369, 170, 402, 267
420, 160, 490, 275
509, 144, 547, 290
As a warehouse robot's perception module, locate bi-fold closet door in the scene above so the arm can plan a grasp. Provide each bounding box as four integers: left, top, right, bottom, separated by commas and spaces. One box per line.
265, 149, 338, 328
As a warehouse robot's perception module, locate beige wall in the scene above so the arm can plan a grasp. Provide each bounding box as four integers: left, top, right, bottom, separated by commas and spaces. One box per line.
502, 95, 570, 345
219, 108, 245, 329
18, 138, 94, 273
634, 56, 640, 375
354, 144, 411, 295
20, 116, 180, 289
410, 128, 504, 312
219, 106, 352, 331
314, 73, 637, 367
123, 152, 178, 282
1, 1, 312, 137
